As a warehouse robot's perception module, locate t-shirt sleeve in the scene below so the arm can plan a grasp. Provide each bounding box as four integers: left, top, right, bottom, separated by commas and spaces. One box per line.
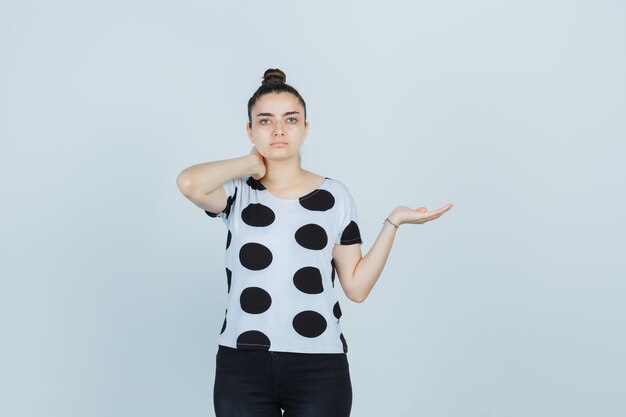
203, 176, 240, 226
335, 184, 363, 245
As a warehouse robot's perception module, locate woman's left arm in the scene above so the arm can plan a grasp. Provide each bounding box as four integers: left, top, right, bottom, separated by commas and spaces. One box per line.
332, 203, 453, 303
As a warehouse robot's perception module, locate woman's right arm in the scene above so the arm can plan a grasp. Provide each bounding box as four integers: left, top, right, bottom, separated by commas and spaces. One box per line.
176, 151, 265, 213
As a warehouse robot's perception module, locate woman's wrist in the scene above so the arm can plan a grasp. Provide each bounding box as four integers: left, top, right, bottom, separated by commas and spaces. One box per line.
246, 153, 265, 179
384, 216, 400, 229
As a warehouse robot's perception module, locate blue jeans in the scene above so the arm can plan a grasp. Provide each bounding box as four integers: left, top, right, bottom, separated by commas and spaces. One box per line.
213, 345, 352, 417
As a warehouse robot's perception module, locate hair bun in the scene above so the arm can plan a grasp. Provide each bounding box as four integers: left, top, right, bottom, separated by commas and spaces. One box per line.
262, 68, 286, 85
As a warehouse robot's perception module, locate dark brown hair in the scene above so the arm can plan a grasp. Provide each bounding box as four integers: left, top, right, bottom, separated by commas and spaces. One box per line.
247, 68, 307, 126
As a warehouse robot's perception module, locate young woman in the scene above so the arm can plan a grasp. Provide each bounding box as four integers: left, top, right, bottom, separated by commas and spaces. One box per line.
176, 68, 453, 417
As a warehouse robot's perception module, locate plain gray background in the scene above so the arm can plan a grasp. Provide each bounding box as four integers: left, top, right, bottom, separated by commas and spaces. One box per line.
1, 0, 625, 416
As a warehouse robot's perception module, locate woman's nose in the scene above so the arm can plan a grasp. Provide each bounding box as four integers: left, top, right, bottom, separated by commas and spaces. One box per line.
273, 121, 285, 135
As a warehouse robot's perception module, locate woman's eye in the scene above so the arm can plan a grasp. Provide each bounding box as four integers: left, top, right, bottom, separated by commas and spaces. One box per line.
287, 117, 297, 123
259, 119, 270, 125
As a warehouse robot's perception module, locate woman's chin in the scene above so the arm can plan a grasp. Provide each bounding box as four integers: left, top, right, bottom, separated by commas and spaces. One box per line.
264, 154, 299, 163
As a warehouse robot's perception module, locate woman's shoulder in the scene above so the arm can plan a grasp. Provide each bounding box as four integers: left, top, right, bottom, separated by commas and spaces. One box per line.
312, 170, 343, 186
319, 175, 354, 197
301, 170, 343, 190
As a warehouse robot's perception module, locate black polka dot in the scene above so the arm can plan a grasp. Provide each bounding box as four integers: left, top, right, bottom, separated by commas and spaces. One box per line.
340, 333, 348, 353
293, 267, 323, 294
246, 177, 266, 191
226, 188, 238, 217
239, 242, 273, 270
333, 301, 342, 320
225, 267, 232, 293
340, 221, 362, 244
292, 310, 327, 338
237, 330, 271, 350
295, 224, 328, 250
331, 259, 336, 287
299, 189, 335, 211
220, 309, 227, 334
240, 287, 272, 314
226, 230, 232, 249
242, 203, 275, 227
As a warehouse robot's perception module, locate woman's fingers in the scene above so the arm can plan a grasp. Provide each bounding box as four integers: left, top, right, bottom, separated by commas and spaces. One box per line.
428, 204, 452, 217
408, 203, 452, 224
391, 203, 452, 225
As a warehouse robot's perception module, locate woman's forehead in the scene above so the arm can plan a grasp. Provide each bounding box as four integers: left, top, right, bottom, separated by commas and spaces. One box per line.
255, 92, 300, 111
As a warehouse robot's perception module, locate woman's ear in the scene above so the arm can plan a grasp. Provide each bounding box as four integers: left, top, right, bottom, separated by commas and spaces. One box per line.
246, 122, 254, 142
303, 121, 310, 139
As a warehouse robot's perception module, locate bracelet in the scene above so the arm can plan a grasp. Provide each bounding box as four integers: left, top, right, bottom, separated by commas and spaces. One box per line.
384, 217, 399, 229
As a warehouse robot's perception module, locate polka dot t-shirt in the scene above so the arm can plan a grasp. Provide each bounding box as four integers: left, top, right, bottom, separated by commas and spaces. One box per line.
204, 175, 362, 354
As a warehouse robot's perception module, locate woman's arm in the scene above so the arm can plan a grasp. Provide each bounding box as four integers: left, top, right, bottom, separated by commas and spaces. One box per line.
176, 147, 266, 212
332, 203, 453, 303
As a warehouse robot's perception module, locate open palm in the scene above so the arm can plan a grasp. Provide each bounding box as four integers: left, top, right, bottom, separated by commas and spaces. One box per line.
391, 203, 453, 226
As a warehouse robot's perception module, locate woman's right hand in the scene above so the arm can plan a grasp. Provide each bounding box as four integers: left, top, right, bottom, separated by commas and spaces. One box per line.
249, 146, 266, 180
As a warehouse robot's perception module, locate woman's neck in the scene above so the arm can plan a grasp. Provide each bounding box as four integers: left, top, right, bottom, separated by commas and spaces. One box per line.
260, 159, 307, 188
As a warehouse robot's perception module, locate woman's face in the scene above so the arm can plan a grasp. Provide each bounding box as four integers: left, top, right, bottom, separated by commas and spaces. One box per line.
246, 92, 309, 161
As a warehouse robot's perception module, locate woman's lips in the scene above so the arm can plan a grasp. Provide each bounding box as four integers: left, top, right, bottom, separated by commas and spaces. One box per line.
271, 142, 287, 146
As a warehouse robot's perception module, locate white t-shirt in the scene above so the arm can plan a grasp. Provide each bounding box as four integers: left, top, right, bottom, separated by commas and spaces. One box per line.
204, 175, 362, 353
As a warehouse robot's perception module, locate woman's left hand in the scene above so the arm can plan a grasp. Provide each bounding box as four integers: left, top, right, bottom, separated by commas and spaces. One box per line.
388, 203, 453, 226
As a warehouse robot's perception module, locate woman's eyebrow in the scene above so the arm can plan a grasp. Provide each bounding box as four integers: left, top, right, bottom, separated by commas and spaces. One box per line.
255, 111, 301, 117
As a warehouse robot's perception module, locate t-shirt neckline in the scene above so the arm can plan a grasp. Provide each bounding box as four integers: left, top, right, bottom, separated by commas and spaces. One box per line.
254, 176, 329, 202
